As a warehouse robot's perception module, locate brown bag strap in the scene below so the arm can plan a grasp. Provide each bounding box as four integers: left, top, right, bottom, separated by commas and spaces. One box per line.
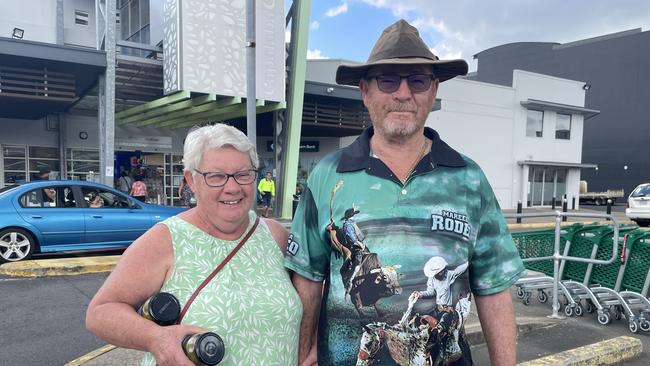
177, 216, 260, 324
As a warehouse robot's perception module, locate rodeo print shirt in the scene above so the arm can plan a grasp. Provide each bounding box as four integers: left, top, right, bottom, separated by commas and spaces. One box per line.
285, 127, 525, 366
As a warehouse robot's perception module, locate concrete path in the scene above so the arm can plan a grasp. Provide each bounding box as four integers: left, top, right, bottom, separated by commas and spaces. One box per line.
0, 207, 643, 365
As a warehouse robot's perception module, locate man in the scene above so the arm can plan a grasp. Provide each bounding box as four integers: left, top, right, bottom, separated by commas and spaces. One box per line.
257, 171, 276, 217
285, 19, 525, 366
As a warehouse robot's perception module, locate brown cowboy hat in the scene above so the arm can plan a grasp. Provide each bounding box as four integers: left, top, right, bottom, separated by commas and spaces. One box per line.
336, 19, 468, 86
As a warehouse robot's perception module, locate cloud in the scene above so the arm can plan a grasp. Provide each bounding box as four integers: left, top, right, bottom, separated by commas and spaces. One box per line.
325, 2, 349, 18
310, 20, 320, 30
285, 30, 291, 43
354, 0, 650, 70
307, 49, 329, 59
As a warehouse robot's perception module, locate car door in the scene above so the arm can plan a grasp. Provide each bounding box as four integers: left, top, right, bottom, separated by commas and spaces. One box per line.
81, 185, 153, 247
15, 185, 85, 249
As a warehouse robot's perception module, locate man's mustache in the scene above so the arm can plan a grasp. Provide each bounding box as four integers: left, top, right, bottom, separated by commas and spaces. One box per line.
386, 103, 417, 112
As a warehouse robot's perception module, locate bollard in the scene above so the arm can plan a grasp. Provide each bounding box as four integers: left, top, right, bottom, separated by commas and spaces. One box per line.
606, 199, 612, 220
572, 196, 576, 210
516, 200, 522, 223
562, 198, 568, 222
551, 196, 556, 210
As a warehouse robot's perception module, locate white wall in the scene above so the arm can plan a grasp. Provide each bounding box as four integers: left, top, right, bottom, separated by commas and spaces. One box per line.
512, 70, 586, 166
511, 70, 587, 207
0, 117, 59, 146
63, 0, 97, 48
431, 78, 516, 207
0, 1, 57, 43
306, 59, 360, 85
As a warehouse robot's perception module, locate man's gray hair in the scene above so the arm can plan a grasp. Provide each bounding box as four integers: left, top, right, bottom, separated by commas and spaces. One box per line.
183, 124, 259, 173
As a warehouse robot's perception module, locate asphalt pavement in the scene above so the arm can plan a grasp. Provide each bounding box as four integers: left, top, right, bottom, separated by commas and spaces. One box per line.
1, 206, 647, 365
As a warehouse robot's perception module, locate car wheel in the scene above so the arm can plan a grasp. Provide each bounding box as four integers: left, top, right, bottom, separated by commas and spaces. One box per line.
0, 228, 36, 263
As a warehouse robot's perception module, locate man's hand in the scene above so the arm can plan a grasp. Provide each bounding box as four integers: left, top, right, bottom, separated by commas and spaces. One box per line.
411, 291, 422, 299
148, 324, 208, 366
300, 342, 318, 366
291, 273, 323, 365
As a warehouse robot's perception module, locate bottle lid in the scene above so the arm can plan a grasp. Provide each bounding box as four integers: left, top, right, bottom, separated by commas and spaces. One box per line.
149, 292, 180, 326
195, 332, 225, 365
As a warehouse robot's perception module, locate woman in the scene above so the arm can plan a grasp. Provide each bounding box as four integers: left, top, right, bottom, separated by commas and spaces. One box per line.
87, 190, 104, 208
130, 176, 147, 202
178, 176, 195, 208
86, 124, 302, 366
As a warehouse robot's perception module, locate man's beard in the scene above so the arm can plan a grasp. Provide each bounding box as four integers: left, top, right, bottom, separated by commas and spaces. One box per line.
371, 102, 424, 139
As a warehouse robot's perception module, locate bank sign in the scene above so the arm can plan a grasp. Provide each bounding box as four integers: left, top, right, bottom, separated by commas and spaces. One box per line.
267, 141, 319, 153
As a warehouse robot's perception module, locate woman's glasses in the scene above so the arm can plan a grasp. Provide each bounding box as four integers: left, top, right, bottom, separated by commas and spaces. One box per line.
194, 169, 257, 187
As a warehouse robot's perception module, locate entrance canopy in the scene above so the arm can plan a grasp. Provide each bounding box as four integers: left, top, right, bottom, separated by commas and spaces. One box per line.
116, 90, 284, 129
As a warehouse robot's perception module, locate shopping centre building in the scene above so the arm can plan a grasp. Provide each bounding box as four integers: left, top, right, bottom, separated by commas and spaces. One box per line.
0, 0, 600, 212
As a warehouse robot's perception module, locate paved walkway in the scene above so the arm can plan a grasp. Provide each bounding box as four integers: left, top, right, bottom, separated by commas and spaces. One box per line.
0, 207, 643, 365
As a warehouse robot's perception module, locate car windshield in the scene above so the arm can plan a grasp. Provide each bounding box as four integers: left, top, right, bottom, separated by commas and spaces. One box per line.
631, 185, 650, 198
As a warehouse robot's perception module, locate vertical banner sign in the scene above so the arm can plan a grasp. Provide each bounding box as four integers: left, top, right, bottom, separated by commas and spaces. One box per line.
163, 0, 285, 102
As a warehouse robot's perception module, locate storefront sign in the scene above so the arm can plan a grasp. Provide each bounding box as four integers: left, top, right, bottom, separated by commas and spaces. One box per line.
267, 141, 319, 153
115, 136, 173, 150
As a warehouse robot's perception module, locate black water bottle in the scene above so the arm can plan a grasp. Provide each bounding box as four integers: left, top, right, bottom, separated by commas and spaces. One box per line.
182, 332, 225, 365
138, 292, 181, 326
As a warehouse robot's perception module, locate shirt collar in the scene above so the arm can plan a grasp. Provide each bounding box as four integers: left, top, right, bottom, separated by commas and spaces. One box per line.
336, 126, 466, 173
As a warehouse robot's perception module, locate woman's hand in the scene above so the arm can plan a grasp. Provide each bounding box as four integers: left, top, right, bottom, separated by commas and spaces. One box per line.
149, 324, 208, 366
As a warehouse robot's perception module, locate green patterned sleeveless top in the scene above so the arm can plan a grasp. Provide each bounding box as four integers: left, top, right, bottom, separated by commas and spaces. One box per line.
141, 211, 302, 366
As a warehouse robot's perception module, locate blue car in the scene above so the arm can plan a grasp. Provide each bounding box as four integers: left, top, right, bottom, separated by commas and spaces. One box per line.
0, 180, 185, 263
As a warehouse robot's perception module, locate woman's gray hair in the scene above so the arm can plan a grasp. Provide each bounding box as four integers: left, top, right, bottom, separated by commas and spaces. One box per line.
183, 124, 259, 173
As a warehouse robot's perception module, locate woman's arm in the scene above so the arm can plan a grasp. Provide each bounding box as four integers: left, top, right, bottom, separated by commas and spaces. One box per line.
86, 224, 204, 366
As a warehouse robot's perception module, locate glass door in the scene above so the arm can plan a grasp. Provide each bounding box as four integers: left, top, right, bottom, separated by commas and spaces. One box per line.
527, 166, 568, 207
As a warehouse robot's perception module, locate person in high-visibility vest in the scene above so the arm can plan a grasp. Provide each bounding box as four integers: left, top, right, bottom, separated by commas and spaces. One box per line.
257, 171, 276, 217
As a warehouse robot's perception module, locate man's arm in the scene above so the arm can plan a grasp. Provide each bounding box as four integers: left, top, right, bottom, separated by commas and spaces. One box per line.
291, 272, 323, 365
474, 289, 517, 366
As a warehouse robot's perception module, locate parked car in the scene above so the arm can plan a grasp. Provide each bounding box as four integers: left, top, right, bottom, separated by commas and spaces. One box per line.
0, 180, 185, 263
625, 183, 650, 227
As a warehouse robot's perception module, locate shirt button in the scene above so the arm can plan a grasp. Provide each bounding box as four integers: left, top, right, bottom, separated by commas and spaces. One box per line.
401, 189, 407, 195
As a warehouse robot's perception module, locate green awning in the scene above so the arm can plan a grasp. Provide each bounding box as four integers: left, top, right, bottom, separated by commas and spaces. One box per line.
116, 90, 284, 128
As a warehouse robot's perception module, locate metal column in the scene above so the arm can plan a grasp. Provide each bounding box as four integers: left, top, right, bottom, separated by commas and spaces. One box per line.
96, 0, 116, 187
246, 0, 257, 145
280, 0, 311, 219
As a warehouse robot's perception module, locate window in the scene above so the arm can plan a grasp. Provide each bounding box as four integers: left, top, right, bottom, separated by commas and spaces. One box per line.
75, 10, 89, 26
20, 186, 75, 208
526, 110, 544, 137
81, 187, 131, 208
3, 145, 26, 185
28, 146, 60, 181
66, 148, 100, 181
555, 113, 571, 140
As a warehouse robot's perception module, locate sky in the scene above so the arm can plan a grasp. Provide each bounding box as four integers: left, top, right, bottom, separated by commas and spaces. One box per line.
291, 0, 650, 71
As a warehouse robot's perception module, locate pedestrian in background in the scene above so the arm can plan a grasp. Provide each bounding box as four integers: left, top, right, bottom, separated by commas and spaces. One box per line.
178, 176, 196, 208
117, 170, 133, 195
130, 176, 147, 202
257, 171, 275, 218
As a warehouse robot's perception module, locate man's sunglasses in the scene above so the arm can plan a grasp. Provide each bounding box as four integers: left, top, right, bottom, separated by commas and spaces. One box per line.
367, 74, 436, 93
